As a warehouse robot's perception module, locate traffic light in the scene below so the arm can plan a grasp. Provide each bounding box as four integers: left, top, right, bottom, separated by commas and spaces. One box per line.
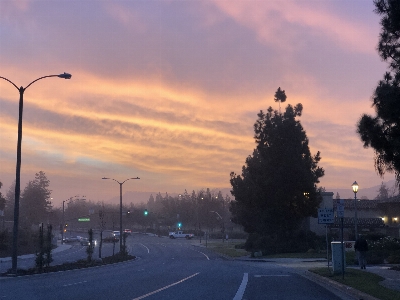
177, 222, 182, 228
144, 209, 148, 216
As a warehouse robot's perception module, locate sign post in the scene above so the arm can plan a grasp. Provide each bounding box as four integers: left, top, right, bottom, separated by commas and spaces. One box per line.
318, 208, 334, 267
336, 199, 345, 279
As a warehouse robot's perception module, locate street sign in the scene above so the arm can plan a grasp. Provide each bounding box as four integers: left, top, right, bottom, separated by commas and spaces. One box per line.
78, 218, 90, 222
318, 208, 334, 224
336, 199, 345, 218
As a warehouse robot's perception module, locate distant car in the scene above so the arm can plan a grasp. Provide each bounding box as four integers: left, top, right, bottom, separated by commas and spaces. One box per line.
103, 236, 119, 243
169, 231, 194, 239
113, 231, 121, 237
123, 229, 132, 235
63, 236, 79, 243
80, 238, 90, 246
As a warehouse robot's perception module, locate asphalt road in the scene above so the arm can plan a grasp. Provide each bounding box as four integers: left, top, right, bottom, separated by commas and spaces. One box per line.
0, 234, 353, 300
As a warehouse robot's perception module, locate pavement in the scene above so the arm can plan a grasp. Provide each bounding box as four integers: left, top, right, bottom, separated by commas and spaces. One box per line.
0, 243, 72, 263
2, 243, 400, 300
234, 256, 400, 300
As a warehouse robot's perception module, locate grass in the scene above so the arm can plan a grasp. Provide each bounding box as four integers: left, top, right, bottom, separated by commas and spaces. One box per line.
310, 267, 400, 300
194, 239, 249, 258
264, 252, 328, 259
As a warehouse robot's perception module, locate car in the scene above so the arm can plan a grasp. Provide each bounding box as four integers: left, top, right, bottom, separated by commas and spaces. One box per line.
113, 230, 121, 237
103, 236, 119, 243
169, 231, 194, 239
124, 229, 132, 235
80, 238, 90, 246
63, 236, 79, 243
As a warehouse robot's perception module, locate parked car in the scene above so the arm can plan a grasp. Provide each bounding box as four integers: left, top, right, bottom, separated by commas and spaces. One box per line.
124, 229, 132, 235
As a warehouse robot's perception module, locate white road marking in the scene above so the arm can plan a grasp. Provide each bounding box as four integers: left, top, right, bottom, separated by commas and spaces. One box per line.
63, 280, 87, 287
132, 273, 199, 300
139, 243, 150, 253
233, 273, 248, 300
192, 249, 210, 260
254, 275, 290, 277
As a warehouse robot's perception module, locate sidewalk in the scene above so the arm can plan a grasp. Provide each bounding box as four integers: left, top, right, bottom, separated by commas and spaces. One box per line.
0, 243, 72, 262
236, 256, 400, 299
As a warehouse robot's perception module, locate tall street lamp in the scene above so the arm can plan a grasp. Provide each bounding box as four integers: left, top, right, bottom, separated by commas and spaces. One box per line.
61, 195, 86, 244
0, 72, 72, 274
352, 181, 359, 239
102, 177, 140, 252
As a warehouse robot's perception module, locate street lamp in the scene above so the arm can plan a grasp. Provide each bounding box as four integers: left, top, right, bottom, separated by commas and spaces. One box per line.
102, 177, 140, 252
0, 72, 72, 274
352, 181, 359, 239
61, 195, 86, 244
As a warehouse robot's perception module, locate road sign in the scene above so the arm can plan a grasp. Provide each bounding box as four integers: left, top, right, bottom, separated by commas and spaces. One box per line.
318, 208, 334, 224
78, 218, 90, 222
336, 199, 345, 218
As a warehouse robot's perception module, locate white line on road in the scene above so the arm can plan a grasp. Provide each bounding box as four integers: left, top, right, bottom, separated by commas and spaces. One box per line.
132, 273, 199, 300
233, 273, 248, 300
63, 280, 87, 287
139, 243, 150, 253
254, 275, 290, 277
191, 249, 210, 260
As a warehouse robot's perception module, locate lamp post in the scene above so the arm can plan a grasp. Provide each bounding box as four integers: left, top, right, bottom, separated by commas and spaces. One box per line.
352, 181, 359, 240
0, 72, 72, 274
102, 177, 140, 252
61, 195, 86, 244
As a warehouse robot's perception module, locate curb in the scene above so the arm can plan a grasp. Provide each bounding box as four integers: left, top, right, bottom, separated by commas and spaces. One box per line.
304, 270, 380, 300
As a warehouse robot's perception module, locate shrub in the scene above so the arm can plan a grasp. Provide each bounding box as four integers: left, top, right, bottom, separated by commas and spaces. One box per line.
387, 252, 400, 264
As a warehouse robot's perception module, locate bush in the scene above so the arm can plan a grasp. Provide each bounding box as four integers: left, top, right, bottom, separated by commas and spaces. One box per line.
367, 250, 386, 264
387, 253, 400, 264
234, 243, 246, 249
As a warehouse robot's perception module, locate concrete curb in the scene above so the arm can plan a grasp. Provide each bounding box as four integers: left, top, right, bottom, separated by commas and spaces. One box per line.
303, 270, 380, 300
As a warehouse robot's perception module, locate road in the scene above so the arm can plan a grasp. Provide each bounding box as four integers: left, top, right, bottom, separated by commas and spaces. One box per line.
0, 233, 353, 300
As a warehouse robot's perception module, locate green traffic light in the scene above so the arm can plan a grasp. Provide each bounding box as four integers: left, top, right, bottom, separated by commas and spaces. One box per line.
144, 209, 148, 216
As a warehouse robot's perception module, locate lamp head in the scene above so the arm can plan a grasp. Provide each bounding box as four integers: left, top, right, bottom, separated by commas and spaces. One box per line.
352, 181, 359, 193
58, 72, 72, 79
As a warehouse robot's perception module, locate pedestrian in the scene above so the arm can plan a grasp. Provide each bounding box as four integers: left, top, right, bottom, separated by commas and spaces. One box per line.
354, 235, 368, 269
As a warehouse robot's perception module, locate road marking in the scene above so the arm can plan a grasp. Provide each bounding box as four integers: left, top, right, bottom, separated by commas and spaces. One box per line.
233, 273, 248, 300
191, 249, 210, 260
254, 275, 290, 277
132, 273, 199, 300
139, 243, 150, 253
63, 280, 87, 287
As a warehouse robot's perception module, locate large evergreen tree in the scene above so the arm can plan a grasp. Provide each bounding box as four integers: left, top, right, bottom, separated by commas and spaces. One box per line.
230, 90, 324, 248
357, 0, 400, 183
20, 171, 52, 227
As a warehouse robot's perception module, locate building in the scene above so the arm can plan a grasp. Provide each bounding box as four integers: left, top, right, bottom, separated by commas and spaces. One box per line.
310, 192, 400, 238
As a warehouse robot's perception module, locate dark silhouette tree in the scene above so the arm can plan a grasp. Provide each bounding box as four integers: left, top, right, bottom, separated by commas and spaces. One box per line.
0, 182, 5, 214
20, 171, 52, 227
357, 0, 400, 184
230, 91, 324, 251
274, 87, 287, 113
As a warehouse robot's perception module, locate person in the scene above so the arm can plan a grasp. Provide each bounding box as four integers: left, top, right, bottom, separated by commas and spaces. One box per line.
354, 235, 368, 269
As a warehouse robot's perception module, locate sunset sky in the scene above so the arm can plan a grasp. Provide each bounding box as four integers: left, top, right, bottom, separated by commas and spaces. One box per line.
0, 0, 395, 207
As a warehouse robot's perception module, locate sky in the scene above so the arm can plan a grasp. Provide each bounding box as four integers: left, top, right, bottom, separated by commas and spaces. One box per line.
0, 0, 395, 207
